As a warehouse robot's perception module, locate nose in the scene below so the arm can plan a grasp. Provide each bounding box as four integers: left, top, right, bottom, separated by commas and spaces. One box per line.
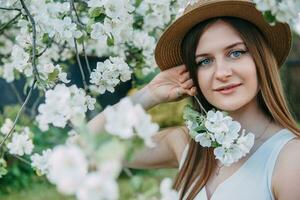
214, 59, 232, 81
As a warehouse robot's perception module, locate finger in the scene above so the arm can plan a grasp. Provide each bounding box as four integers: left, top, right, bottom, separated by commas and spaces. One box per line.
184, 87, 197, 96
190, 87, 197, 96
181, 79, 194, 89
179, 71, 190, 83
176, 64, 187, 75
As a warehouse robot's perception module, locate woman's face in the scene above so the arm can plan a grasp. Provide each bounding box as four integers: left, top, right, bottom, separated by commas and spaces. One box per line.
195, 20, 259, 112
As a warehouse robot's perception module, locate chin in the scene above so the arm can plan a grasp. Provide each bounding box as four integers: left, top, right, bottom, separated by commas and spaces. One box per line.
212, 101, 247, 112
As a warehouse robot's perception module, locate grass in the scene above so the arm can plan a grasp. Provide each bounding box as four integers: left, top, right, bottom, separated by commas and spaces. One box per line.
0, 182, 74, 200
0, 168, 178, 200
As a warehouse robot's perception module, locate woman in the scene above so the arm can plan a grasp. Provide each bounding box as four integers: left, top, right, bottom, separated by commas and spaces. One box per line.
88, 0, 300, 199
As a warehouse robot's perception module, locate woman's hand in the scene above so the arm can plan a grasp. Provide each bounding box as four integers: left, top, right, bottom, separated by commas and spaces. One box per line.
146, 64, 197, 105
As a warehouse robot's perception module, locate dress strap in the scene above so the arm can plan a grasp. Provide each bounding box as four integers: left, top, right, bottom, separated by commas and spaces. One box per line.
266, 129, 297, 200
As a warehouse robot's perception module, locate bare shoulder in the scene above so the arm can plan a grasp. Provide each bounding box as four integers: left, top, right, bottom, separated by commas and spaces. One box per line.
272, 135, 300, 200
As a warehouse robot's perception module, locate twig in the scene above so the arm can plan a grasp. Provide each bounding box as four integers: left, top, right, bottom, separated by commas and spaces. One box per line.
0, 12, 21, 33
30, 95, 42, 118
13, 154, 32, 166
70, 0, 84, 26
20, 0, 42, 84
0, 79, 37, 149
0, 7, 21, 11
70, 0, 92, 75
194, 95, 207, 115
82, 41, 92, 74
9, 83, 24, 104
69, 0, 88, 90
74, 38, 88, 90
36, 45, 50, 58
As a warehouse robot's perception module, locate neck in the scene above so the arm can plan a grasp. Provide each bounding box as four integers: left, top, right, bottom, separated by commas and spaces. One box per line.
227, 97, 271, 138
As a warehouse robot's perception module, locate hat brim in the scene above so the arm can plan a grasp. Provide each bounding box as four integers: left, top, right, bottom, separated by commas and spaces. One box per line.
155, 0, 292, 71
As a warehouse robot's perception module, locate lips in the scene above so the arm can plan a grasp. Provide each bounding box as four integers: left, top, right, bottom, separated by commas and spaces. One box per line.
214, 83, 242, 92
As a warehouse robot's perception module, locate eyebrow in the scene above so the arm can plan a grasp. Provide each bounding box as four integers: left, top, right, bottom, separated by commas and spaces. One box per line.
195, 42, 246, 58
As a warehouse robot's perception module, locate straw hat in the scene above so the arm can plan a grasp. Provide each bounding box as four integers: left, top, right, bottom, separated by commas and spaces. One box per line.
154, 0, 292, 71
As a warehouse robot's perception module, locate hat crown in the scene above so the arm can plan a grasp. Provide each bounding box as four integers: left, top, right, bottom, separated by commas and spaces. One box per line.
184, 0, 253, 14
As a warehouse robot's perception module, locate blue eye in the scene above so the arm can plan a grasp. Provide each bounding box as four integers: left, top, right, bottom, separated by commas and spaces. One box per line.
197, 58, 212, 67
229, 50, 246, 58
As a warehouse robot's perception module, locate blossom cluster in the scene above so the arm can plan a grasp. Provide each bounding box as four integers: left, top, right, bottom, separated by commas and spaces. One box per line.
1, 119, 34, 156
6, 127, 34, 156
88, 0, 134, 45
27, 97, 161, 199
183, 105, 255, 166
104, 97, 159, 147
89, 57, 132, 94
254, 0, 300, 27
36, 84, 96, 131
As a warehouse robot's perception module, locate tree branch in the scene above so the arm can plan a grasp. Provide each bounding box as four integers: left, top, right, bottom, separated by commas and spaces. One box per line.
9, 83, 24, 104
69, 0, 92, 75
74, 38, 88, 90
82, 41, 92, 74
0, 79, 37, 149
0, 12, 21, 34
19, 0, 42, 84
0, 7, 21, 12
69, 0, 88, 90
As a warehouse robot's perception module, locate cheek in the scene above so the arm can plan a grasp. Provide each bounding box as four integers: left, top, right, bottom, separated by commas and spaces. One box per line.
243, 59, 259, 90
197, 69, 213, 97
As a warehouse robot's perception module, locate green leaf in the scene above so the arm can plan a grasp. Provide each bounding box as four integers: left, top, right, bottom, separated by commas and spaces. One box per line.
47, 68, 59, 82
89, 7, 104, 18
106, 34, 115, 46
42, 33, 51, 45
263, 11, 276, 24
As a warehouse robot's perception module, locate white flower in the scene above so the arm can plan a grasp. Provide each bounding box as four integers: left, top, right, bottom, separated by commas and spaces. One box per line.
47, 145, 88, 195
184, 107, 255, 166
87, 0, 105, 9
236, 130, 255, 156
213, 130, 254, 166
275, 0, 299, 23
1, 118, 13, 135
205, 110, 231, 134
203, 110, 241, 147
36, 84, 95, 131
31, 149, 52, 175
134, 105, 159, 147
90, 57, 132, 94
2, 63, 15, 82
76, 172, 119, 200
195, 132, 213, 147
104, 97, 159, 147
254, 0, 277, 12
214, 144, 243, 166
7, 130, 34, 156
37, 63, 70, 84
219, 121, 241, 148
104, 98, 139, 138
160, 178, 179, 200
254, 0, 300, 25
94, 140, 124, 178
91, 22, 109, 41
136, 0, 172, 31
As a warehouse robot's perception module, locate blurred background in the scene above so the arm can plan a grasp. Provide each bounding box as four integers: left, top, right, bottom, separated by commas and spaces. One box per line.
0, 24, 299, 200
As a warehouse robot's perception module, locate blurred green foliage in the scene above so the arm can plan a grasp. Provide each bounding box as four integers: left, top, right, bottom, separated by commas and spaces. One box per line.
0, 98, 188, 199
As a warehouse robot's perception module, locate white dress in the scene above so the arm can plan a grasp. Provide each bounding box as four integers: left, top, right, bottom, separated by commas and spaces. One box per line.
179, 128, 297, 200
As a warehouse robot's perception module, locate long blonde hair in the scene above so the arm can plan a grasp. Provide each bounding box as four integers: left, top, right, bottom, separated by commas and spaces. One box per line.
174, 17, 300, 199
